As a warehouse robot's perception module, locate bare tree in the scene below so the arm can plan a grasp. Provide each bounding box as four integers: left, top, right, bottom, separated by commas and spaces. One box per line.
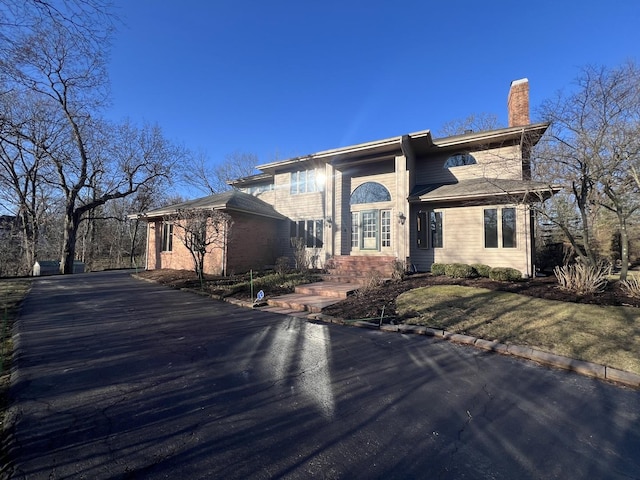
437, 113, 502, 137
182, 151, 258, 195
537, 62, 640, 279
165, 208, 232, 281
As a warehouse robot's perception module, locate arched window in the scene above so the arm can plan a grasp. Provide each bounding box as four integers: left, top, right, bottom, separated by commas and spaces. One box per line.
350, 182, 391, 205
444, 152, 477, 168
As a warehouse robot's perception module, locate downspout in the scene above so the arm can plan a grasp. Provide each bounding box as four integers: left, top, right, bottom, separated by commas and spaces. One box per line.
222, 220, 228, 276
144, 221, 150, 271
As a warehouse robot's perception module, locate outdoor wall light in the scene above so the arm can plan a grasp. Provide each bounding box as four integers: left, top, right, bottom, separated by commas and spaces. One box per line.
398, 212, 406, 225
325, 216, 332, 228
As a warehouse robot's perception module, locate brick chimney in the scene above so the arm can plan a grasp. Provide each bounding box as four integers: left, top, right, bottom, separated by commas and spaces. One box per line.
508, 78, 530, 127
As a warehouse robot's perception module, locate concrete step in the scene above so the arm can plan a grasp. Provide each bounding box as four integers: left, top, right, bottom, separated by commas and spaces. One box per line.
267, 293, 343, 313
294, 281, 356, 298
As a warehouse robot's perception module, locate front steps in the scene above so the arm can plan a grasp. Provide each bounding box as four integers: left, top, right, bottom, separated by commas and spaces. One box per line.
266, 281, 356, 314
266, 256, 396, 314
324, 255, 397, 285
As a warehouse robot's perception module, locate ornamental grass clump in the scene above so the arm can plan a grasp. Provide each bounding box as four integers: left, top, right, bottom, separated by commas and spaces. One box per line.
620, 275, 640, 299
553, 262, 609, 295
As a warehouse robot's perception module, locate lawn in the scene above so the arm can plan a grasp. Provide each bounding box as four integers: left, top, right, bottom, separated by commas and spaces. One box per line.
396, 285, 640, 375
1, 280, 31, 436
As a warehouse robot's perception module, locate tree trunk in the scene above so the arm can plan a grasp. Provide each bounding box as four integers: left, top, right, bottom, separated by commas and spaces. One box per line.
618, 213, 629, 281
60, 207, 80, 274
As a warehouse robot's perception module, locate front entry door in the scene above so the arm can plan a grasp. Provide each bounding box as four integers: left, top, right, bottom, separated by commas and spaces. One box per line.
361, 210, 379, 250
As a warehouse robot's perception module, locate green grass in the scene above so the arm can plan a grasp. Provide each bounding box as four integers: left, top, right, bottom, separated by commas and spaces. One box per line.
396, 285, 640, 375
1, 280, 30, 376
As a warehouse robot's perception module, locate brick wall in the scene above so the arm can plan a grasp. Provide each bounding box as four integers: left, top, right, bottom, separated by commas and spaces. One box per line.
145, 213, 282, 275
226, 212, 282, 274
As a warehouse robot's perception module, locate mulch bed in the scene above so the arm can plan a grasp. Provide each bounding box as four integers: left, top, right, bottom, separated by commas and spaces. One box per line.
321, 273, 640, 320
134, 269, 640, 321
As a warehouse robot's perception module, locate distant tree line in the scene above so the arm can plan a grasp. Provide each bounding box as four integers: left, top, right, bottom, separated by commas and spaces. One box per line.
0, 1, 257, 276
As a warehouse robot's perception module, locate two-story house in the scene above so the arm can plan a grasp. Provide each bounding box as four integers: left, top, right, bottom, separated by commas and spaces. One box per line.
138, 79, 556, 278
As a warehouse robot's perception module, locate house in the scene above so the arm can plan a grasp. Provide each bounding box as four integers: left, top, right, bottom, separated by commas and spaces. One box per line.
137, 79, 557, 278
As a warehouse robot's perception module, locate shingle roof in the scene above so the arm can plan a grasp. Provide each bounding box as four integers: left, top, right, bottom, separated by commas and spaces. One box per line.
136, 190, 287, 220
409, 178, 560, 202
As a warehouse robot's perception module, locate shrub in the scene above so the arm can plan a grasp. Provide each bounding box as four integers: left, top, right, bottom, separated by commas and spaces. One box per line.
553, 261, 609, 295
430, 263, 446, 276
391, 258, 406, 281
275, 257, 290, 277
354, 272, 384, 298
444, 263, 476, 278
620, 275, 640, 299
471, 263, 492, 278
489, 267, 523, 282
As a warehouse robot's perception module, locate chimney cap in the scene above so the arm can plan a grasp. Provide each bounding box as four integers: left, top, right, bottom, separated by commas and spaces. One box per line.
510, 78, 529, 87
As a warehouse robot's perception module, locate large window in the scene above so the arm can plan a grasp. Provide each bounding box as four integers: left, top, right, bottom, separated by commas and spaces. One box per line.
444, 152, 477, 168
430, 211, 443, 248
350, 182, 391, 204
502, 207, 516, 248
290, 219, 323, 248
161, 222, 173, 252
417, 211, 442, 249
290, 169, 323, 195
484, 208, 516, 248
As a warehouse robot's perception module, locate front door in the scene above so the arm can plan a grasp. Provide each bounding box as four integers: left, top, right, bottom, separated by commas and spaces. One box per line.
352, 210, 380, 251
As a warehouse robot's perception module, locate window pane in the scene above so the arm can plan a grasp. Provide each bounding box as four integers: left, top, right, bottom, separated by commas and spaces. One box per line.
430, 211, 443, 248
290, 171, 298, 194
298, 170, 307, 194
484, 209, 498, 248
417, 211, 427, 248
351, 213, 359, 248
307, 169, 315, 193
381, 210, 391, 247
306, 220, 314, 247
315, 219, 323, 248
502, 207, 517, 248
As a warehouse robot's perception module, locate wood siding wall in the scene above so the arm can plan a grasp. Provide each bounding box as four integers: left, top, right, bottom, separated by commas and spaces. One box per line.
409, 203, 533, 276
414, 145, 522, 185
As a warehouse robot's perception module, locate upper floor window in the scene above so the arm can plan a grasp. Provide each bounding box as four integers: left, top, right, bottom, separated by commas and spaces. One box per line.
290, 169, 323, 194
350, 182, 391, 205
243, 183, 273, 195
444, 152, 477, 168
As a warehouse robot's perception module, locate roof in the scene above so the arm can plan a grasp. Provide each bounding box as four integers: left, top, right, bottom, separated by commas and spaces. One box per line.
233, 123, 549, 183
409, 178, 561, 203
131, 190, 287, 220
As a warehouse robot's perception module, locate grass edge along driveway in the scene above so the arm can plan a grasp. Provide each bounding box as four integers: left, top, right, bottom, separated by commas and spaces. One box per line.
396, 285, 640, 376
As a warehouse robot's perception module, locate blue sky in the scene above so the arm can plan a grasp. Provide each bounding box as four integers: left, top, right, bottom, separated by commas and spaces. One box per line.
107, 0, 640, 169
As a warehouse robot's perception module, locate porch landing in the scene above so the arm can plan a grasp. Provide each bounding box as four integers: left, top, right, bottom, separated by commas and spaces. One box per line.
264, 281, 356, 314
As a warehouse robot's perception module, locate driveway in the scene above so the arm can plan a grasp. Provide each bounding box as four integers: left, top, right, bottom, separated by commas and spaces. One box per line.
3, 270, 640, 479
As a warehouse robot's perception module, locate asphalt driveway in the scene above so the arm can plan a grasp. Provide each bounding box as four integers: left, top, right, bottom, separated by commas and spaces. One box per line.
3, 270, 640, 479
